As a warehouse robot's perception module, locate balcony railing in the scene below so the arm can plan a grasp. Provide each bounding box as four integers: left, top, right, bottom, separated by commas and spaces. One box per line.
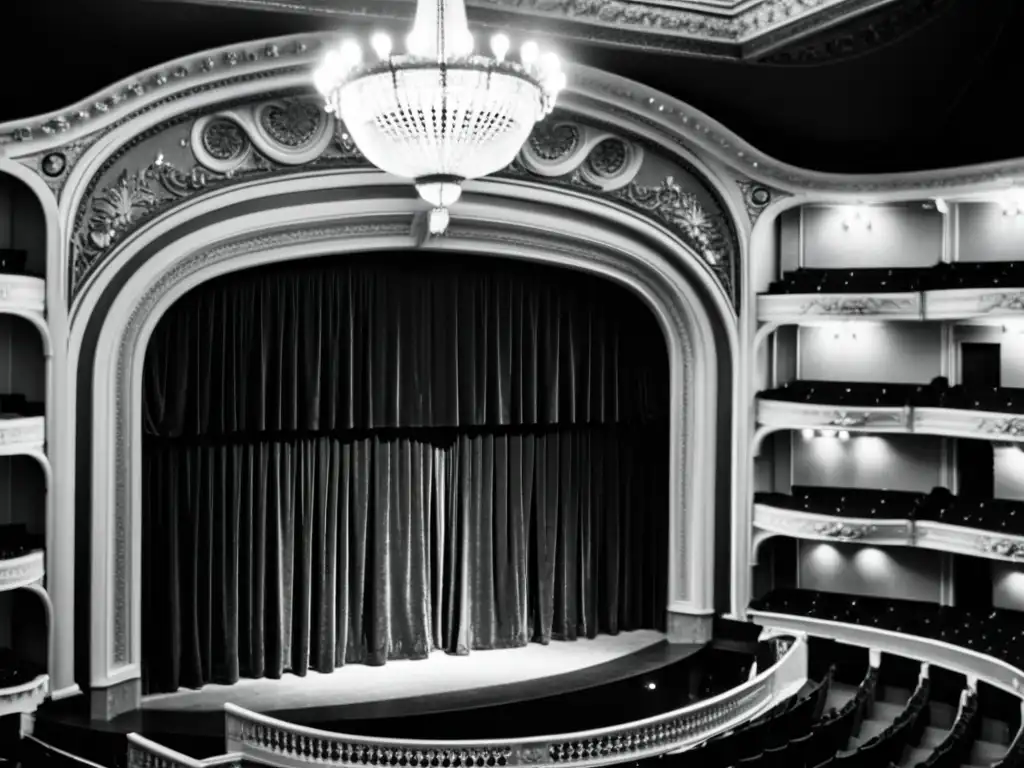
126, 634, 807, 768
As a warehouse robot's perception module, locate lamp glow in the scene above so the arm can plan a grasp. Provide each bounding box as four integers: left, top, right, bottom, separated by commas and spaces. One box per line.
313, 0, 564, 233
490, 33, 510, 61
371, 33, 393, 60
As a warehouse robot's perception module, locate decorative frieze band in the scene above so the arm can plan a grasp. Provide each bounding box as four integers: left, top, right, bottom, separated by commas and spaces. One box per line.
757, 399, 1024, 445
753, 504, 1024, 565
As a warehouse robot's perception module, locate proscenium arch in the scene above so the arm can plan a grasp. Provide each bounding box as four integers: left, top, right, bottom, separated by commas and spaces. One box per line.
72, 171, 737, 710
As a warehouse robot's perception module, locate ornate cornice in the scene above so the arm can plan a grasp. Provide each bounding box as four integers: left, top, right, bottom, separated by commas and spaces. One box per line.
68, 104, 740, 307
3, 34, 1024, 203
757, 398, 1024, 445
160, 0, 910, 58
755, 0, 952, 64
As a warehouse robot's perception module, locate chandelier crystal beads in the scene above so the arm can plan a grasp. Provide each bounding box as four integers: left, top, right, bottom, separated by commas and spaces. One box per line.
313, 0, 565, 233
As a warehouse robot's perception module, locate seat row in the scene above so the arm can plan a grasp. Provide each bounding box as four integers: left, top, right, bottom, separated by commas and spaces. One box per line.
764, 262, 1024, 295
759, 379, 1024, 415
0, 647, 44, 690
756, 486, 1024, 537
678, 635, 1022, 768
0, 523, 44, 560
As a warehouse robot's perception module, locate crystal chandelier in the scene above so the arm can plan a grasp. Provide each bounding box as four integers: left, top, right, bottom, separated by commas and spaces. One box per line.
313, 0, 565, 234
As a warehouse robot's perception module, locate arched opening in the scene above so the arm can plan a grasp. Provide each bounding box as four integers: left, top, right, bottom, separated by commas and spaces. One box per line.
70, 177, 736, 715
139, 251, 671, 692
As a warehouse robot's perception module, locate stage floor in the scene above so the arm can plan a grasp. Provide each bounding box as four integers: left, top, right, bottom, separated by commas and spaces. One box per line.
32, 631, 708, 764
142, 630, 668, 714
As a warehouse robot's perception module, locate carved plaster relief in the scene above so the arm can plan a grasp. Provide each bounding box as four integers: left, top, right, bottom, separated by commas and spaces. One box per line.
67, 98, 740, 307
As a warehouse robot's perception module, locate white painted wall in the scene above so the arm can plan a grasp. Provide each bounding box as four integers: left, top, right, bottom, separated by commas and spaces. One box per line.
791, 434, 943, 492
957, 202, 1024, 262
801, 205, 943, 269
798, 541, 944, 603
798, 323, 943, 384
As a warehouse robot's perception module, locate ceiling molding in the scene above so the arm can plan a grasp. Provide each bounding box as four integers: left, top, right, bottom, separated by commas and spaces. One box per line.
151, 0, 907, 58
3, 32, 1024, 200
755, 0, 952, 64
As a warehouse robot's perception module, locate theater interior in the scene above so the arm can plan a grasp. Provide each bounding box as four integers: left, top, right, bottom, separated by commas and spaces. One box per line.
1, 0, 1024, 767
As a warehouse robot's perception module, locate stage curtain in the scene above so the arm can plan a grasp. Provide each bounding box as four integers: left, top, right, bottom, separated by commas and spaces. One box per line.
141, 254, 669, 693
142, 428, 667, 691
142, 255, 667, 435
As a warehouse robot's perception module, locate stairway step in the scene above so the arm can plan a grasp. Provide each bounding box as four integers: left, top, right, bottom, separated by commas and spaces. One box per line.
971, 739, 1009, 764
856, 718, 892, 744
825, 682, 859, 713
919, 726, 949, 749
871, 701, 907, 721
899, 746, 932, 767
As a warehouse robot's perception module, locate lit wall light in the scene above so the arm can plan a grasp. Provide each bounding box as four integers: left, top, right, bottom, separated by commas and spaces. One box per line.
645, 682, 657, 690
841, 206, 873, 231
1002, 320, 1024, 335
1001, 191, 1024, 217
801, 428, 816, 440
830, 323, 865, 342
934, 198, 949, 215
838, 430, 851, 441
819, 429, 837, 439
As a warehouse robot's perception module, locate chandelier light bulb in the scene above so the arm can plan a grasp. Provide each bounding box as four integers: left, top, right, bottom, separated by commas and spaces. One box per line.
540, 52, 560, 73
520, 40, 539, 67
371, 32, 393, 60
338, 39, 363, 69
490, 33, 510, 61
453, 30, 474, 56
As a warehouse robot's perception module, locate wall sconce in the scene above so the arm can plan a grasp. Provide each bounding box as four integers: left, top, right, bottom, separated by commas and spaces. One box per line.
934, 198, 949, 215
841, 207, 873, 231
801, 428, 855, 441
1000, 192, 1024, 217
830, 325, 861, 341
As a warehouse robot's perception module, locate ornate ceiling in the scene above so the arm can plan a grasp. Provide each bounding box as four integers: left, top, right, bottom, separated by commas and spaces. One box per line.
0, 0, 1019, 172
161, 0, 910, 58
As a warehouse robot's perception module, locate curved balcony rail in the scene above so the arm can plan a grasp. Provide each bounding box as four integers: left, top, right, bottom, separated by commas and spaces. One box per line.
0, 673, 48, 719
0, 548, 44, 592
0, 274, 50, 355
747, 611, 1024, 698
754, 397, 1024, 452
127, 635, 808, 768
752, 503, 1024, 565
127, 734, 243, 768
757, 262, 1024, 326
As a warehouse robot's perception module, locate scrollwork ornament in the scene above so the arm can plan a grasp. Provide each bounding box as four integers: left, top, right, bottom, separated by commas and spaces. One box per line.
586, 138, 628, 178
613, 176, 732, 296
201, 118, 248, 161
800, 296, 914, 316
258, 99, 324, 148
983, 418, 1024, 439
528, 122, 580, 161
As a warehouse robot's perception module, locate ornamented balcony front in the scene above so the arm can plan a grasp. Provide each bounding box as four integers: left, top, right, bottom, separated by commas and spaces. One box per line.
753, 487, 1024, 565
758, 263, 1024, 325
755, 380, 1024, 447
748, 588, 1024, 698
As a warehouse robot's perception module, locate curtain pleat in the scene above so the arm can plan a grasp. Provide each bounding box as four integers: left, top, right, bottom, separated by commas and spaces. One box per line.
143, 256, 666, 437
142, 255, 669, 694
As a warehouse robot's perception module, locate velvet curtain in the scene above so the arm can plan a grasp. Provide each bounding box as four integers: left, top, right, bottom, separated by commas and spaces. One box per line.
141, 255, 669, 693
